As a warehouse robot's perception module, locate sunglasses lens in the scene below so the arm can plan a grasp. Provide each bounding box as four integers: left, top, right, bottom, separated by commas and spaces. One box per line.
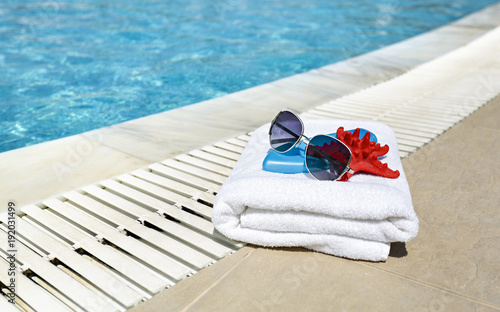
305, 135, 351, 180
269, 111, 303, 152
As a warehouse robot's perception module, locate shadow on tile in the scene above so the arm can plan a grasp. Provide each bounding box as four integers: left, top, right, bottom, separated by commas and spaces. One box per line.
388, 242, 408, 258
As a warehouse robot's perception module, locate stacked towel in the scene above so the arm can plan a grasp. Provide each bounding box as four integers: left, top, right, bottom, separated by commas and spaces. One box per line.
212, 119, 419, 261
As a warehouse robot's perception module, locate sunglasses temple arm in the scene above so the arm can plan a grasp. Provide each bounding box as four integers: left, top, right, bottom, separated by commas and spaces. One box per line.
274, 121, 302, 140
310, 145, 349, 169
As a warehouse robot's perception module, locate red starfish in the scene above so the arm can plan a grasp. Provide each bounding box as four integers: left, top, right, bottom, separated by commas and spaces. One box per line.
336, 127, 400, 181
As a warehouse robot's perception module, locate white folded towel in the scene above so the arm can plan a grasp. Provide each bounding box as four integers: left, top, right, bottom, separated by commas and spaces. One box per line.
212, 119, 419, 261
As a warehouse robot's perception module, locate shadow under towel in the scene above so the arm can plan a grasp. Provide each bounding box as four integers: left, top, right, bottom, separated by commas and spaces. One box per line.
213, 119, 419, 262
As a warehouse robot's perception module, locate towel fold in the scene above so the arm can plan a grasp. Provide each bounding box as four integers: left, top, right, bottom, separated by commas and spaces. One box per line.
213, 119, 419, 261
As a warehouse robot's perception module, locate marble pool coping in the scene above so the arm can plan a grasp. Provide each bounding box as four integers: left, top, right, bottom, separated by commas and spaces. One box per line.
1, 2, 500, 210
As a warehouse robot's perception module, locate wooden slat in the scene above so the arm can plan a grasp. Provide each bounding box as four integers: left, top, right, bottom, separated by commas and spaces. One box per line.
213, 142, 245, 154
237, 134, 251, 142
175, 154, 233, 176
314, 106, 375, 119
131, 169, 216, 205
0, 294, 21, 312
64, 191, 215, 270
42, 198, 194, 282
2, 290, 33, 312
391, 107, 462, 123
322, 101, 384, 113
394, 143, 416, 153
148, 163, 221, 193
394, 132, 431, 144
117, 174, 213, 219
0, 258, 72, 312
225, 137, 248, 148
306, 109, 373, 121
100, 180, 216, 235
0, 228, 117, 312
189, 150, 237, 168
83, 185, 237, 257
203, 145, 241, 161
380, 123, 438, 139
29, 276, 85, 312
20, 204, 170, 293
389, 126, 436, 140
0, 215, 143, 309
394, 136, 424, 148
162, 159, 228, 184
377, 118, 444, 135
381, 113, 453, 129
300, 111, 331, 119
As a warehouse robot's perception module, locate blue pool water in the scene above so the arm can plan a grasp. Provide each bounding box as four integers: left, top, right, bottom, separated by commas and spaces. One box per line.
1, 0, 498, 152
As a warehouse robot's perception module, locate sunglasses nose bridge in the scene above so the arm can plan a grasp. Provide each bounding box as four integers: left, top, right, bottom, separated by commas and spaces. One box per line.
292, 133, 307, 148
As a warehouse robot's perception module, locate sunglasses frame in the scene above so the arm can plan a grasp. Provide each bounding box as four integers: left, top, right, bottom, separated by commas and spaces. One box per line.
268, 110, 305, 153
269, 110, 354, 181
305, 134, 354, 181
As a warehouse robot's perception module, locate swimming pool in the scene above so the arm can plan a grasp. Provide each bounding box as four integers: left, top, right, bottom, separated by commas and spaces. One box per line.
1, 0, 498, 152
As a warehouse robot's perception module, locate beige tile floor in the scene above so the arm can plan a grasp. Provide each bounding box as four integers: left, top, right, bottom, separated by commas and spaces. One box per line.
131, 96, 500, 312
1, 3, 499, 211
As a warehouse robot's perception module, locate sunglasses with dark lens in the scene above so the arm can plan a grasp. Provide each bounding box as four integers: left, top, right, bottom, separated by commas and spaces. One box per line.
268, 110, 354, 181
